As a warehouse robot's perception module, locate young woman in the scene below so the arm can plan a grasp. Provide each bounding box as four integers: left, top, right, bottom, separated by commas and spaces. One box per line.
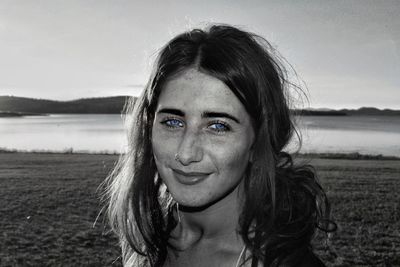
104, 24, 335, 267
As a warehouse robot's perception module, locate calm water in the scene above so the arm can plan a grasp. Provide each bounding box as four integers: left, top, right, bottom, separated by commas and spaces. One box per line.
0, 114, 126, 153
294, 115, 400, 157
0, 114, 399, 156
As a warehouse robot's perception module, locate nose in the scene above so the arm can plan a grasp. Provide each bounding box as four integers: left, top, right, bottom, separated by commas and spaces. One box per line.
176, 129, 203, 165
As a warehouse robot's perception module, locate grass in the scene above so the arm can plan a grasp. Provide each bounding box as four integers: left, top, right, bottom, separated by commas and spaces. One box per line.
307, 157, 400, 266
0, 153, 399, 266
0, 153, 121, 266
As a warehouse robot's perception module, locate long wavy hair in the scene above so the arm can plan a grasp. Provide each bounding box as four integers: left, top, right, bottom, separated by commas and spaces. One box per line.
104, 24, 335, 267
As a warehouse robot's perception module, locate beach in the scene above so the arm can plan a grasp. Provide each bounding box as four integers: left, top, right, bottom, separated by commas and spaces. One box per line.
0, 152, 399, 266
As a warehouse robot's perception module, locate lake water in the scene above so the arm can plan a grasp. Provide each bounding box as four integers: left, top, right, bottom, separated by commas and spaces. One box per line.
0, 114, 399, 157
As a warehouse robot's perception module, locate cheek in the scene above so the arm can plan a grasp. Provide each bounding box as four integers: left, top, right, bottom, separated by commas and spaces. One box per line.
151, 135, 172, 185
151, 129, 178, 166
152, 130, 165, 162
213, 142, 251, 175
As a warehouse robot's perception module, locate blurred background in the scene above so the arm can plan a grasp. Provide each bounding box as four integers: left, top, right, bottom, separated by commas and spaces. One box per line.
0, 1, 399, 266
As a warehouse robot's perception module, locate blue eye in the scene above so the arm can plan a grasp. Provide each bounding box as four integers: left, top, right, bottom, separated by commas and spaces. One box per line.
162, 118, 184, 128
209, 122, 230, 132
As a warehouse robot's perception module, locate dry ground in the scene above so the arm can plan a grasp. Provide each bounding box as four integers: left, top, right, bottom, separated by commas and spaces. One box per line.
0, 153, 399, 266
307, 157, 400, 266
0, 153, 121, 266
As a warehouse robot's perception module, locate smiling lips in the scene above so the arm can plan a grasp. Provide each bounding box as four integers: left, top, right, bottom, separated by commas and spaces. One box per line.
172, 168, 211, 185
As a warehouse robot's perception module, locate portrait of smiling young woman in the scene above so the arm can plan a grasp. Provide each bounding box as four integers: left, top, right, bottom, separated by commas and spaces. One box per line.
152, 68, 255, 209
104, 24, 335, 267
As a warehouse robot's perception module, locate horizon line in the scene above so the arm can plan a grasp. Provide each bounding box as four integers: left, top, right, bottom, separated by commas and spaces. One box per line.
1, 94, 399, 111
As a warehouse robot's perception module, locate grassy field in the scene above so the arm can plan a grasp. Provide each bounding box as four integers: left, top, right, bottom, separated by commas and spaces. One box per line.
0, 153, 121, 266
308, 157, 400, 266
0, 152, 399, 266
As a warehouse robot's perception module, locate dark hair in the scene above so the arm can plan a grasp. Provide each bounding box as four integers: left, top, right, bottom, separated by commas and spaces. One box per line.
105, 24, 335, 267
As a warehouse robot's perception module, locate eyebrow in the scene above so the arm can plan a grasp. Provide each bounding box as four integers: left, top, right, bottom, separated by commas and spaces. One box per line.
157, 108, 184, 117
157, 108, 241, 123
202, 111, 240, 123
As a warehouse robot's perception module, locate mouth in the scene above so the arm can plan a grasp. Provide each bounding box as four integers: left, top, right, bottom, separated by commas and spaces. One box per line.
172, 168, 211, 185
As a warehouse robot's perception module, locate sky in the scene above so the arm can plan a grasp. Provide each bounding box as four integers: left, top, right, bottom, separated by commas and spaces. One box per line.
0, 0, 399, 109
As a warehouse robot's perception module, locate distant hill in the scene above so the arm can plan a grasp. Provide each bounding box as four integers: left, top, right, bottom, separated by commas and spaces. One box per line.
0, 96, 132, 114
294, 107, 400, 116
292, 109, 347, 116
0, 111, 48, 117
338, 107, 400, 116
1, 96, 399, 116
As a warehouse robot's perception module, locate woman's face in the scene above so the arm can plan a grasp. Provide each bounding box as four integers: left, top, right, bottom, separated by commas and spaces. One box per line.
151, 69, 255, 208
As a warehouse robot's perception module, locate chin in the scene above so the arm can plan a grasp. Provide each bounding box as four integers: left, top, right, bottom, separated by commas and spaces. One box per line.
171, 191, 214, 211
175, 190, 236, 212
175, 194, 207, 207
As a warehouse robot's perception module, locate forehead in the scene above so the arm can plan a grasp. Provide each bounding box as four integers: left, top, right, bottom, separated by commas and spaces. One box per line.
156, 69, 247, 116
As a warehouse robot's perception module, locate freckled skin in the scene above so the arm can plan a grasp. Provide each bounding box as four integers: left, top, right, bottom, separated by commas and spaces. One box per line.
151, 69, 255, 208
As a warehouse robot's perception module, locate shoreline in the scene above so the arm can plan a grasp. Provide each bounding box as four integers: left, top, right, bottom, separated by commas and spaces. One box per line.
0, 148, 398, 160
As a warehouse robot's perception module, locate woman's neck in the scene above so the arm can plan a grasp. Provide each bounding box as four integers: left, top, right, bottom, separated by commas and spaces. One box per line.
171, 181, 245, 249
